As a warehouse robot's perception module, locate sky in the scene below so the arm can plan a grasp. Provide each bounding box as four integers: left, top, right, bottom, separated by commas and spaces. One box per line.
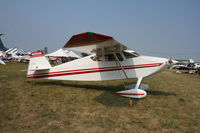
0, 0, 200, 61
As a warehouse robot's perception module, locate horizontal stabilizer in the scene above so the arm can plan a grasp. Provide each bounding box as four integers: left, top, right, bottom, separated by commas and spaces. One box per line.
116, 89, 147, 99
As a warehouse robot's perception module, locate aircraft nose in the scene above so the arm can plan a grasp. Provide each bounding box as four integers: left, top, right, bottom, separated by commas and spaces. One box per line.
152, 57, 170, 69
168, 58, 173, 64
153, 57, 169, 64
162, 58, 173, 69
165, 58, 174, 66
147, 56, 172, 69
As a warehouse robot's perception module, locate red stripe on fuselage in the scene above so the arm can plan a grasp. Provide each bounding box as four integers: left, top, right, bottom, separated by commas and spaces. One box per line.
27, 63, 163, 78
29, 63, 163, 76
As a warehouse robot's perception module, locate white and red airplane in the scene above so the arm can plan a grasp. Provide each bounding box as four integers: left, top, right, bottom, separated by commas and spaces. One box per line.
27, 32, 172, 99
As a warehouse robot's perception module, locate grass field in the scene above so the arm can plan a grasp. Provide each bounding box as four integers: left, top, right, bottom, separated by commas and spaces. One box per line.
0, 63, 200, 133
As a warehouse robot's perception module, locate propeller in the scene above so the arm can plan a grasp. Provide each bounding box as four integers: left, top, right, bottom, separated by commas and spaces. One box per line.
168, 57, 173, 64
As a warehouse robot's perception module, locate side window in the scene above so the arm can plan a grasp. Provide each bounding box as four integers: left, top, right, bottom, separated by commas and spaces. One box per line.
123, 51, 138, 59
105, 54, 115, 61
116, 53, 123, 61
90, 56, 103, 61
105, 53, 123, 61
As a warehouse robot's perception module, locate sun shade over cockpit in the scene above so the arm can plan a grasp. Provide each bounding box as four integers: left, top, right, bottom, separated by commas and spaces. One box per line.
63, 32, 127, 54
63, 32, 113, 48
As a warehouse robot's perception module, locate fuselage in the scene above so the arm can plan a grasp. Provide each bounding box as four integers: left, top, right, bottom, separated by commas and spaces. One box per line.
27, 50, 169, 81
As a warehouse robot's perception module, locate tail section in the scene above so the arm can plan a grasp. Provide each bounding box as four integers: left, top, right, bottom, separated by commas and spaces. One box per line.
27, 51, 51, 78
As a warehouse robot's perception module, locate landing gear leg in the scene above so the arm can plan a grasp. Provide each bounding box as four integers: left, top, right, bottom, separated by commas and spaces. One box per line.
116, 77, 147, 99
135, 77, 143, 89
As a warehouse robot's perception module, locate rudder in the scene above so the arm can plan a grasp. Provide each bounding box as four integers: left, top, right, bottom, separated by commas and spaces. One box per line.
27, 51, 51, 78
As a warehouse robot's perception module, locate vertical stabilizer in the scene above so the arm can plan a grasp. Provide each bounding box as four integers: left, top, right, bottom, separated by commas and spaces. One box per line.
0, 34, 6, 51
28, 51, 51, 71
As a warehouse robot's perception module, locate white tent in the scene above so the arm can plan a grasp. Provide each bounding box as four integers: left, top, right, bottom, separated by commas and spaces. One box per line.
5, 47, 28, 56
46, 48, 80, 58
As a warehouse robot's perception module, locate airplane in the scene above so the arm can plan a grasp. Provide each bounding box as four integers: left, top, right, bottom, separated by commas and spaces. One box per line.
27, 32, 172, 99
172, 59, 197, 71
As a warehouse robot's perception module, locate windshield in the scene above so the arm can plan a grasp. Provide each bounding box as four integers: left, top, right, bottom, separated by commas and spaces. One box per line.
123, 51, 139, 59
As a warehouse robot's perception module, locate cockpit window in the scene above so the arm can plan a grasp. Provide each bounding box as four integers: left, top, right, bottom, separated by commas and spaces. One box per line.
105, 53, 123, 61
123, 51, 139, 59
116, 53, 123, 61
90, 56, 103, 61
91, 53, 124, 62
105, 54, 114, 61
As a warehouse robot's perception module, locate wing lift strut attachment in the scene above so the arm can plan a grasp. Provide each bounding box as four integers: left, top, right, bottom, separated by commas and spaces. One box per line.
113, 52, 147, 99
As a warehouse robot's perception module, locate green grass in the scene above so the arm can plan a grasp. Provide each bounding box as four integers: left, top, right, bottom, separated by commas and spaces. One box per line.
0, 63, 200, 133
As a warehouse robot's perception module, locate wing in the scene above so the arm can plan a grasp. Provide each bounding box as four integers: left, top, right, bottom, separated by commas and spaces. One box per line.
63, 32, 127, 55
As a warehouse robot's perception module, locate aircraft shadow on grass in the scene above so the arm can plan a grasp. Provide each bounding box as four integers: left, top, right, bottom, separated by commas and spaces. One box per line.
94, 90, 176, 107
28, 80, 122, 91
147, 90, 176, 96
27, 80, 176, 107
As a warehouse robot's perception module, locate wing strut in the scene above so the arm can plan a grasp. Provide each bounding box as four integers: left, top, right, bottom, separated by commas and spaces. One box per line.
113, 52, 135, 107
113, 52, 128, 79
